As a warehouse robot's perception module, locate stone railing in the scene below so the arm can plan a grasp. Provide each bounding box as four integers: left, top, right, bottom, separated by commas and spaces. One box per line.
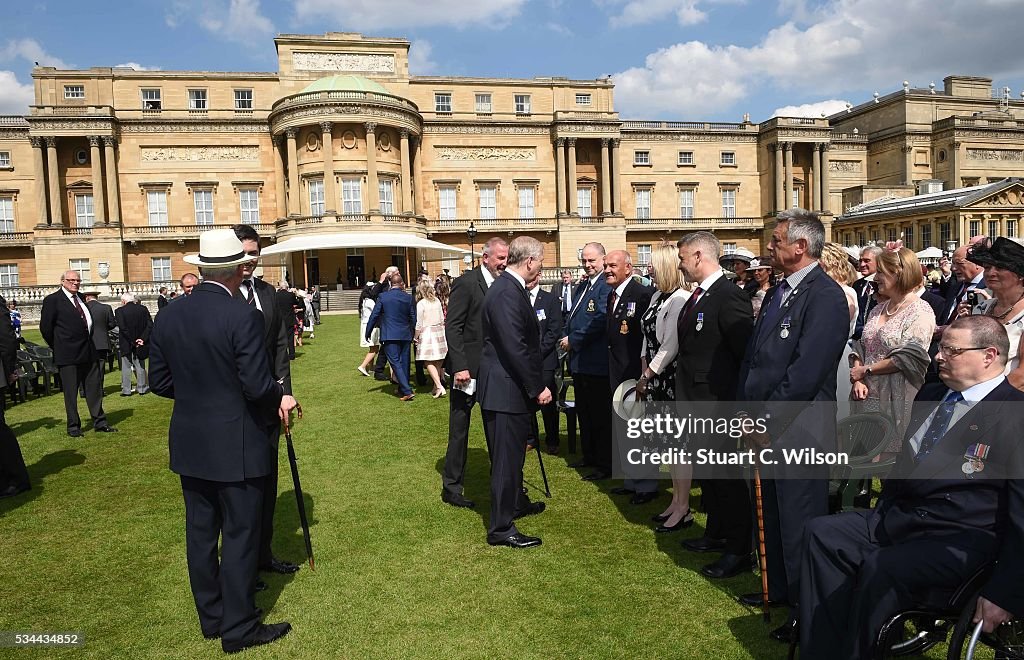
0, 231, 34, 245
29, 105, 113, 117
621, 120, 754, 131
933, 116, 1024, 130
0, 115, 29, 127
275, 213, 426, 232
122, 223, 276, 240
272, 89, 419, 113
424, 217, 559, 233
3, 280, 178, 324
625, 216, 764, 230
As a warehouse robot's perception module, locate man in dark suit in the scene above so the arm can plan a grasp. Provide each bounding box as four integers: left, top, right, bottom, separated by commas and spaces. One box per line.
114, 293, 152, 396
274, 282, 299, 360
39, 270, 116, 437
478, 236, 550, 548
149, 229, 297, 653
157, 287, 169, 311
369, 267, 399, 380
926, 244, 988, 385
528, 276, 562, 454
440, 238, 509, 508
799, 316, 1024, 658
557, 269, 575, 327
737, 210, 850, 642
852, 245, 882, 341
603, 250, 656, 502
672, 232, 756, 580
233, 224, 298, 578
560, 242, 613, 481
0, 292, 29, 499
84, 291, 116, 376
365, 273, 416, 401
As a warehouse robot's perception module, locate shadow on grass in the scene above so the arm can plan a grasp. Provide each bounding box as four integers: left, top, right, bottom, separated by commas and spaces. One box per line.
9, 415, 62, 436
105, 408, 135, 427
727, 612, 790, 659
0, 449, 86, 515
261, 488, 314, 613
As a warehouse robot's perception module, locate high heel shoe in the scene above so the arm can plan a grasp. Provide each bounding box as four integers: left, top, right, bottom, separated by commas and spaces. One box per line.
651, 512, 671, 523
655, 510, 694, 533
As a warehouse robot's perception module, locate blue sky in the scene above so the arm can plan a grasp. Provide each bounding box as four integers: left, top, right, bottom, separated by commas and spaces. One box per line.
3, 0, 1024, 120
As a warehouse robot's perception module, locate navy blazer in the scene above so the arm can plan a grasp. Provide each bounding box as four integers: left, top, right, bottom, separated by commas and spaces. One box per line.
565, 276, 612, 376
738, 264, 849, 450
40, 289, 96, 366
606, 278, 654, 389
444, 268, 488, 377
478, 274, 544, 414
533, 286, 562, 373
149, 282, 284, 483
365, 287, 416, 342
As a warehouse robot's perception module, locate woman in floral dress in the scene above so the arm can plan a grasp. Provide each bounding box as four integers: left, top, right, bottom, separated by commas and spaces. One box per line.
415, 280, 448, 398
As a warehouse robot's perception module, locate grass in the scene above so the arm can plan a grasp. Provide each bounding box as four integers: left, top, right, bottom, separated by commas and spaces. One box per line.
1, 316, 962, 659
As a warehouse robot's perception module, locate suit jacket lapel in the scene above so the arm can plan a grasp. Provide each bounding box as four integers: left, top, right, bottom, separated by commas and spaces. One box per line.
752, 267, 820, 352
908, 399, 1002, 481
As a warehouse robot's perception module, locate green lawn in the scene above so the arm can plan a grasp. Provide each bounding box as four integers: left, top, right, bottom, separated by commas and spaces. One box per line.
1, 316, 960, 659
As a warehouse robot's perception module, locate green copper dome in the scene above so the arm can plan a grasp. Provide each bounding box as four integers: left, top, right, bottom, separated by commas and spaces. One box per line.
300, 75, 389, 95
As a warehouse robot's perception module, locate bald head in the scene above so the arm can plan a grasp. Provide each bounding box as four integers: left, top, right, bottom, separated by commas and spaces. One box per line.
603, 249, 633, 287
953, 244, 984, 283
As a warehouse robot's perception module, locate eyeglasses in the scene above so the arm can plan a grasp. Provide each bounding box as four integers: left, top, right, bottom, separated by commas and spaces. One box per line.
63, 278, 81, 283
938, 345, 992, 358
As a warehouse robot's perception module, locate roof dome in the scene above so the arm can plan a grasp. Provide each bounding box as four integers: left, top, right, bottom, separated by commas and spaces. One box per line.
300, 74, 389, 95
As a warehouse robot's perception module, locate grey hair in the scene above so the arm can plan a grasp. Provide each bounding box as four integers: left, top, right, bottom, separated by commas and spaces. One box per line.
860, 245, 883, 260
949, 315, 1010, 366
120, 292, 134, 304
776, 208, 825, 258
582, 241, 606, 256
199, 265, 239, 281
507, 236, 544, 266
482, 237, 509, 256
676, 231, 720, 261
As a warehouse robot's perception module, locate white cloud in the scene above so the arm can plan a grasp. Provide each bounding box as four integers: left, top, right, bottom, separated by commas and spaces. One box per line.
544, 21, 574, 36
0, 38, 70, 69
114, 62, 163, 71
167, 0, 274, 46
0, 70, 34, 114
408, 40, 437, 75
772, 99, 849, 118
612, 0, 1024, 119
610, 0, 707, 27
293, 0, 526, 29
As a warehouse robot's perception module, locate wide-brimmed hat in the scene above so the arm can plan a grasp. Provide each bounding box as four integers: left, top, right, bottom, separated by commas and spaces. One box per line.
967, 237, 1024, 277
612, 379, 644, 421
183, 229, 252, 267
746, 258, 773, 271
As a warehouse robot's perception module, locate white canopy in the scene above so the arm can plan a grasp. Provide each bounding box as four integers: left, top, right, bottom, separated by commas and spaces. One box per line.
915, 247, 944, 259
258, 232, 472, 264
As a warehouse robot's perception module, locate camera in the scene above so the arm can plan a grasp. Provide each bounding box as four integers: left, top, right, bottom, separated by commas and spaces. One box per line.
965, 291, 979, 307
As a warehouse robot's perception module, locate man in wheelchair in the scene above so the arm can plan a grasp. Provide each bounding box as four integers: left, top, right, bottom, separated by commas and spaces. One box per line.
798, 315, 1024, 658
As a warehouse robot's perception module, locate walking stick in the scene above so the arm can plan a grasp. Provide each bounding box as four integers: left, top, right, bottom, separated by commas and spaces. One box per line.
284, 404, 315, 570
530, 414, 551, 497
753, 465, 770, 623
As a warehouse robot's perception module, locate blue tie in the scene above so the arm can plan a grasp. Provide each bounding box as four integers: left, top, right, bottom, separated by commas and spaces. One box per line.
915, 391, 965, 463
757, 279, 790, 339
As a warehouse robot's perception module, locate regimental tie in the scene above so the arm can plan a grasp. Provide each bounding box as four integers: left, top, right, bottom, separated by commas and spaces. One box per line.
757, 280, 790, 339
71, 294, 88, 329
915, 391, 965, 463
677, 286, 703, 324
243, 280, 256, 305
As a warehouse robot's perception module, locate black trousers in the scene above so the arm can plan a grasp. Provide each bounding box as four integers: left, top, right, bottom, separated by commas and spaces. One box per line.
373, 347, 388, 377
799, 509, 989, 658
760, 475, 829, 608
538, 369, 559, 448
482, 408, 533, 542
258, 439, 280, 568
58, 361, 107, 433
0, 401, 29, 489
441, 387, 475, 497
180, 475, 264, 644
573, 373, 612, 473
702, 462, 752, 555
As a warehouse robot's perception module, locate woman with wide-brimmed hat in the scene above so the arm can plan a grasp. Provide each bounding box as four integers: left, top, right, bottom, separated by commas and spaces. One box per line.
962, 237, 1024, 383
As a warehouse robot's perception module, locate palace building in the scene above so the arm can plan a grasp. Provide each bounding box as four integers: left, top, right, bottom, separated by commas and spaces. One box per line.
1, 32, 1024, 298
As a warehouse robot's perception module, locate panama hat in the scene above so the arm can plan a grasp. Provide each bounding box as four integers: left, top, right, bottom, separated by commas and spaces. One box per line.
183, 229, 252, 267
612, 379, 644, 421
745, 258, 773, 271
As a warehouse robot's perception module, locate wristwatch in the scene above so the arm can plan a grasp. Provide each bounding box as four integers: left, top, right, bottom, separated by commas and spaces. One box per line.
865, 366, 874, 376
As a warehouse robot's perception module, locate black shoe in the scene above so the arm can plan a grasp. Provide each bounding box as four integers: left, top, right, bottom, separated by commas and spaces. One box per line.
567, 460, 590, 469
681, 536, 727, 553
260, 557, 299, 574
0, 484, 30, 499
546, 445, 559, 456
488, 533, 542, 548
651, 512, 671, 523
373, 374, 389, 381
441, 491, 475, 509
769, 618, 798, 643
738, 592, 787, 608
609, 486, 635, 495
630, 491, 659, 505
68, 429, 83, 438
222, 622, 292, 654
700, 553, 753, 579
255, 579, 268, 592
582, 471, 610, 482
94, 426, 118, 433
655, 511, 694, 533
513, 501, 546, 520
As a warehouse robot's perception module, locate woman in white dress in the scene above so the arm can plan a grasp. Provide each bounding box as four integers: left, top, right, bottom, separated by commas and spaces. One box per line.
819, 243, 860, 405
357, 283, 379, 376
415, 280, 448, 398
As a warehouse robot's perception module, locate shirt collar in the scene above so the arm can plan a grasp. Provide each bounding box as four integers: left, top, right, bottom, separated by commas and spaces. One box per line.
970, 272, 984, 286
783, 261, 820, 291
697, 268, 725, 291
614, 278, 631, 298
529, 285, 540, 304
481, 266, 496, 288
955, 374, 1005, 403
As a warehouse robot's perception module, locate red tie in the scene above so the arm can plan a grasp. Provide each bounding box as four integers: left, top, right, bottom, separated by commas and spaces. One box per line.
71, 294, 88, 329
678, 286, 703, 323
610, 291, 618, 311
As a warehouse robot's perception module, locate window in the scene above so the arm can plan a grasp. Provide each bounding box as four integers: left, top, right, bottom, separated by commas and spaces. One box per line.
379, 179, 394, 215
721, 188, 737, 218
435, 93, 452, 113
1009, 220, 1019, 237
679, 188, 695, 219
517, 186, 535, 219
940, 222, 951, 245
64, 85, 85, 99
634, 150, 650, 166
308, 179, 325, 216
872, 230, 880, 243
577, 187, 592, 218
0, 264, 18, 287
192, 189, 214, 225
722, 243, 737, 255
151, 257, 172, 281
342, 179, 362, 214
888, 227, 898, 243
792, 187, 801, 208
188, 89, 208, 110
969, 220, 981, 236
75, 193, 95, 228
575, 93, 591, 106
478, 185, 496, 219
0, 197, 13, 232
234, 89, 253, 110
141, 88, 161, 110
475, 93, 492, 113
69, 258, 91, 283
514, 94, 531, 115
0, 151, 9, 168
678, 151, 693, 166
637, 244, 651, 266
988, 220, 999, 238
147, 191, 168, 226
438, 186, 457, 222
720, 151, 736, 166
905, 226, 914, 249
921, 224, 932, 248
239, 189, 259, 223
635, 188, 652, 219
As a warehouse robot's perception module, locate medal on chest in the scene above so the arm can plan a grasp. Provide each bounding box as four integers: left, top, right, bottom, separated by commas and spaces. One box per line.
695, 312, 704, 332
962, 443, 990, 477
780, 316, 792, 339
620, 319, 629, 335
626, 301, 636, 318
587, 299, 596, 313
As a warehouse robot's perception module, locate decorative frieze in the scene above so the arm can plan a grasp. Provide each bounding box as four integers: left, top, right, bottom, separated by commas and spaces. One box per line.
967, 148, 1024, 162
620, 133, 758, 143
121, 122, 267, 134
423, 124, 549, 135
829, 160, 863, 173
140, 145, 261, 162
434, 146, 536, 161
292, 51, 396, 73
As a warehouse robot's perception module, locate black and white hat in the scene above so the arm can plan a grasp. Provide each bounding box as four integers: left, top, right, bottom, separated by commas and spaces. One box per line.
184, 229, 252, 267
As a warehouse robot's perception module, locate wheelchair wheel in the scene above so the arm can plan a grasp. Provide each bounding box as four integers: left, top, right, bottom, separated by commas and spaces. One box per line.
946, 596, 1024, 659
878, 613, 948, 657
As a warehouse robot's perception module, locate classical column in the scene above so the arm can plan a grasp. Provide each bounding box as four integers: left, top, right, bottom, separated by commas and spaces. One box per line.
951, 141, 961, 190
600, 138, 612, 216
811, 143, 822, 211
273, 135, 287, 219
610, 138, 621, 214
554, 138, 566, 216
286, 129, 299, 216
902, 144, 914, 185
820, 144, 831, 215
320, 122, 337, 214
88, 136, 106, 224
103, 136, 120, 225
412, 136, 423, 215
45, 137, 63, 226
783, 142, 793, 210
365, 123, 379, 213
31, 137, 48, 226
773, 143, 784, 212
400, 130, 413, 214
567, 138, 578, 216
